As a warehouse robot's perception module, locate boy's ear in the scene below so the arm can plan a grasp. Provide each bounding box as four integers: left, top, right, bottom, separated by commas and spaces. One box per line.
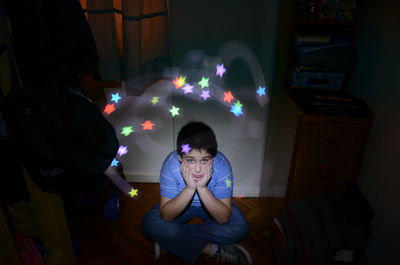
178, 156, 182, 162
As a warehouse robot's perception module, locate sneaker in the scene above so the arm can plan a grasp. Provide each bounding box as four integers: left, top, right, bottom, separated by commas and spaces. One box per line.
214, 244, 253, 265
154, 242, 167, 259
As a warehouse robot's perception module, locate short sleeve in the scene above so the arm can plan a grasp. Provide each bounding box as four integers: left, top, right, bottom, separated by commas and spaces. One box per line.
212, 153, 233, 199
159, 152, 181, 199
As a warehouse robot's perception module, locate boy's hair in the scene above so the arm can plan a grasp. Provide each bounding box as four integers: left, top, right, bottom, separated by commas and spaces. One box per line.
177, 121, 218, 157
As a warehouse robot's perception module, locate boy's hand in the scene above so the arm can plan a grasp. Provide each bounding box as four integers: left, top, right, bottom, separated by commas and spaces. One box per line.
181, 161, 196, 190
195, 162, 212, 189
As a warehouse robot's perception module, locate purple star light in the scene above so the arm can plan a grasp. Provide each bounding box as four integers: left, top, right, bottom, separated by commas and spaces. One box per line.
181, 144, 191, 154
200, 90, 211, 100
117, 145, 128, 157
216, 64, 226, 77
182, 84, 194, 94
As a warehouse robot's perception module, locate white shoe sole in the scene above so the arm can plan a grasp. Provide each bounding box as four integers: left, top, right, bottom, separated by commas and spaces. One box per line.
233, 244, 253, 265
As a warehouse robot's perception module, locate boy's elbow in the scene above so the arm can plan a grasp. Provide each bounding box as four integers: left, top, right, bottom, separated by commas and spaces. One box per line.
160, 212, 173, 222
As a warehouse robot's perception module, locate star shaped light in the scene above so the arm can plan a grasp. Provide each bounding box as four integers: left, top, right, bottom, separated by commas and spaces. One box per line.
234, 101, 243, 108
198, 77, 209, 89
128, 188, 139, 197
230, 104, 244, 117
216, 64, 226, 77
173, 76, 186, 89
200, 90, 211, 100
111, 159, 119, 167
256, 86, 266, 97
151, 96, 159, 105
103, 104, 116, 115
169, 105, 180, 117
225, 179, 232, 188
111, 92, 122, 104
141, 120, 155, 130
223, 91, 235, 103
117, 145, 128, 157
182, 84, 194, 94
121, 126, 134, 136
181, 144, 191, 154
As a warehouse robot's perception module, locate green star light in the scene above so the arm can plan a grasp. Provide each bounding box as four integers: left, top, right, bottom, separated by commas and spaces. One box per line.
198, 77, 209, 89
121, 126, 134, 136
169, 105, 180, 117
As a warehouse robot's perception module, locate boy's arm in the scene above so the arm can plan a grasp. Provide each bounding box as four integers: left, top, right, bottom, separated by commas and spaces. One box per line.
197, 187, 232, 224
159, 158, 197, 221
159, 188, 196, 221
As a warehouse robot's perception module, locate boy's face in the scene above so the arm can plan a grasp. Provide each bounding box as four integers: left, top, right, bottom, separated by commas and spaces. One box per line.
179, 149, 213, 182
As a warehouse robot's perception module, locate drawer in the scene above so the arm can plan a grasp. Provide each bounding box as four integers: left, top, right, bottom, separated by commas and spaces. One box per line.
297, 123, 367, 157
286, 155, 359, 203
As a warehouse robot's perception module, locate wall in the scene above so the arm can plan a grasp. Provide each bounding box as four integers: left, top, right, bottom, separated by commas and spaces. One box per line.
168, 0, 280, 196
347, 0, 400, 263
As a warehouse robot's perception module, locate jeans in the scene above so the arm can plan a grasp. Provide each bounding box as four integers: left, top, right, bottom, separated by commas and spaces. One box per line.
141, 203, 249, 265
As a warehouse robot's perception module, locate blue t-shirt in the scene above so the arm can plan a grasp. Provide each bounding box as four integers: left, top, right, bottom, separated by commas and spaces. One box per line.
159, 150, 234, 207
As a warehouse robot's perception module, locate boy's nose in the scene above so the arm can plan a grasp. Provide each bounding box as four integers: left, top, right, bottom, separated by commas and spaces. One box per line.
194, 163, 201, 173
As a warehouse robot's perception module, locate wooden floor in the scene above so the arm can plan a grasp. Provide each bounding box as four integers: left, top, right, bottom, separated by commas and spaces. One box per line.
67, 183, 284, 265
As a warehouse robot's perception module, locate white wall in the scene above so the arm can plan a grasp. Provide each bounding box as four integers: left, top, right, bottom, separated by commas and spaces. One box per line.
347, 0, 400, 263
168, 0, 280, 196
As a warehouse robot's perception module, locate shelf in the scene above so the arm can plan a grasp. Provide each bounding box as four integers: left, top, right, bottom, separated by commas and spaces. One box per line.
295, 18, 354, 26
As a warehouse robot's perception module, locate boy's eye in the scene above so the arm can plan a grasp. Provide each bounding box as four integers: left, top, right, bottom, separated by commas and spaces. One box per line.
201, 159, 210, 164
186, 159, 194, 163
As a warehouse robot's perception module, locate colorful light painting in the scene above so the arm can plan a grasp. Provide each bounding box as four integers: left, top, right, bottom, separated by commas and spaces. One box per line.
230, 104, 244, 117
182, 84, 194, 94
173, 76, 186, 89
256, 86, 266, 97
225, 179, 232, 188
111, 159, 119, 167
198, 77, 209, 89
216, 64, 226, 77
169, 105, 180, 117
151, 96, 159, 105
223, 91, 235, 103
234, 101, 243, 108
128, 188, 139, 197
141, 120, 155, 130
121, 126, 134, 136
111, 92, 122, 104
117, 145, 128, 157
200, 90, 211, 100
105, 167, 138, 199
181, 144, 191, 154
103, 104, 116, 115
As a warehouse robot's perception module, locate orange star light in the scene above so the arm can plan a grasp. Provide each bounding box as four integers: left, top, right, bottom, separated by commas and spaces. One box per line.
223, 91, 235, 103
103, 104, 116, 115
141, 120, 155, 130
173, 76, 186, 89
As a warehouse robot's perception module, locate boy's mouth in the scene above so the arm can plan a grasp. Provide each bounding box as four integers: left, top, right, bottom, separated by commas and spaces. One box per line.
193, 174, 203, 181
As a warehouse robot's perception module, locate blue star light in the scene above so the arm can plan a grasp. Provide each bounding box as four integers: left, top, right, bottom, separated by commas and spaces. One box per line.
230, 104, 244, 117
256, 86, 266, 97
111, 159, 119, 167
111, 92, 122, 104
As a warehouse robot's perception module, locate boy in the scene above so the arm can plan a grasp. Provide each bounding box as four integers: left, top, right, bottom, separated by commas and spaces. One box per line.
141, 121, 252, 265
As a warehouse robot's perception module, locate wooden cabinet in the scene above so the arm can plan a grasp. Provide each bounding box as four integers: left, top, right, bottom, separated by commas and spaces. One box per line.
269, 89, 372, 205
